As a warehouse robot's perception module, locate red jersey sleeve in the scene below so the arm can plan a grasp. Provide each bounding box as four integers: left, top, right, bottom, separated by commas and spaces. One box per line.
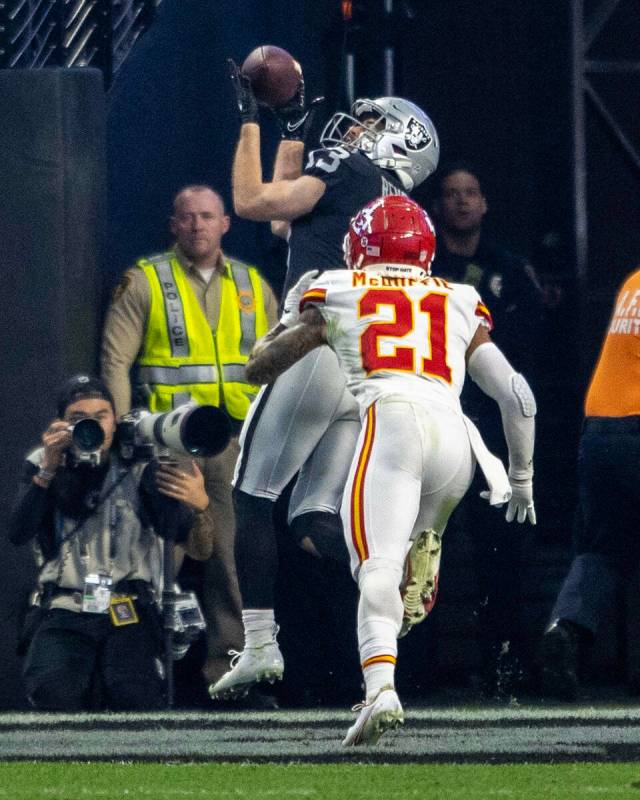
300, 287, 327, 313
475, 300, 494, 330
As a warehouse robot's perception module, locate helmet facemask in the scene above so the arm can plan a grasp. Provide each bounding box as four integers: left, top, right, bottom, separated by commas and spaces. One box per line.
320, 106, 385, 154
320, 97, 439, 192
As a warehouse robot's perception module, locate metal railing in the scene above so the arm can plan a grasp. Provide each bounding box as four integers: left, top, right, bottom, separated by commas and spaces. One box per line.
0, 0, 160, 85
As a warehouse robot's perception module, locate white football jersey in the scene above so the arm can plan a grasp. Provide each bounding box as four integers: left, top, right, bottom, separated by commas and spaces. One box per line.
300, 268, 493, 412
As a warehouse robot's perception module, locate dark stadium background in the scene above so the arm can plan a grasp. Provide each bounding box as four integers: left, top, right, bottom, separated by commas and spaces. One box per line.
1, 0, 638, 710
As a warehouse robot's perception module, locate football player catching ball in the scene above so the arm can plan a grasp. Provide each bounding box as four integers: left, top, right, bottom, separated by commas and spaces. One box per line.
210, 60, 440, 702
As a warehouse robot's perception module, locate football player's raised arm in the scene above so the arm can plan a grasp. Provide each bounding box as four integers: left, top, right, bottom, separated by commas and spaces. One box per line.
269, 139, 304, 238
246, 308, 328, 385
273, 138, 305, 181
233, 124, 326, 221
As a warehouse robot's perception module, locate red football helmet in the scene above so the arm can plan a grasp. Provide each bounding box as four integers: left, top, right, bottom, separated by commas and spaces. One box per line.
343, 195, 436, 274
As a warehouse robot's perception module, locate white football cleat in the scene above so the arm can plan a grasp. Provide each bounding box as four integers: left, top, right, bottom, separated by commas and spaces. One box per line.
208, 642, 284, 700
399, 528, 442, 638
342, 687, 404, 746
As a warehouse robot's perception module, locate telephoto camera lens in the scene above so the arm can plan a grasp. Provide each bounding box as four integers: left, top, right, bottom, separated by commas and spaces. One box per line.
134, 403, 231, 458
71, 418, 105, 452
180, 405, 230, 457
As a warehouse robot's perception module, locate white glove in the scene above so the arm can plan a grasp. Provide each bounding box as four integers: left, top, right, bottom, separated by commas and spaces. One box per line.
505, 478, 536, 524
480, 478, 536, 524
279, 270, 320, 328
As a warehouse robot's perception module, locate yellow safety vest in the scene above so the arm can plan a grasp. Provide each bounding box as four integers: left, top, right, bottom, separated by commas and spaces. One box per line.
136, 252, 269, 420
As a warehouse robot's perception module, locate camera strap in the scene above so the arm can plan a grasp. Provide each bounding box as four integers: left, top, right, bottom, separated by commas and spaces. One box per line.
51, 462, 133, 587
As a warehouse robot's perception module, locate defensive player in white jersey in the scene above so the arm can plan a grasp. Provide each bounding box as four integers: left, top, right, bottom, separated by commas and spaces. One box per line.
245, 196, 537, 746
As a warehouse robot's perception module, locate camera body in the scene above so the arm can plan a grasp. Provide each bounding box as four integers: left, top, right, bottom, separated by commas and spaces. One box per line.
117, 402, 231, 463
64, 402, 230, 469
164, 588, 207, 660
65, 418, 105, 467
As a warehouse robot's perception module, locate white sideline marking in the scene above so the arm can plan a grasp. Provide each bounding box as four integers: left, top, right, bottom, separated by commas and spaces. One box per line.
2, 708, 640, 762
3, 706, 640, 726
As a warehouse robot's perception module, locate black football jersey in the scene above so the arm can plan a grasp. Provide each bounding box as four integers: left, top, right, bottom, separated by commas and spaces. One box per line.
283, 146, 405, 298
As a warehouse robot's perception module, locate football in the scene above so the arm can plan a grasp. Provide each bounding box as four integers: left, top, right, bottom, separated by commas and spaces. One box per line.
241, 45, 301, 108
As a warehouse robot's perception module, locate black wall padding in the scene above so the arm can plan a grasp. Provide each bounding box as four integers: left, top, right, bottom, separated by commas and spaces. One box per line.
0, 68, 106, 709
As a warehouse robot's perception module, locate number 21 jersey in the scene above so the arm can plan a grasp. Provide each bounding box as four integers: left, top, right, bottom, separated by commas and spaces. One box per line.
300, 269, 493, 413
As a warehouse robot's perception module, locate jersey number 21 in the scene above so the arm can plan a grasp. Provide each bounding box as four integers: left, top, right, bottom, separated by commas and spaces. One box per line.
358, 289, 452, 382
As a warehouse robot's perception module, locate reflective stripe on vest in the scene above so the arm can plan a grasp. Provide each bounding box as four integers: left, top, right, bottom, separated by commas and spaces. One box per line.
152, 259, 190, 357
137, 253, 268, 418
137, 363, 248, 385
150, 256, 259, 358
138, 364, 218, 384
230, 264, 256, 356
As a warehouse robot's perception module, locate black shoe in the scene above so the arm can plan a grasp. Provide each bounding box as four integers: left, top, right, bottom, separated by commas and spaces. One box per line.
539, 619, 580, 701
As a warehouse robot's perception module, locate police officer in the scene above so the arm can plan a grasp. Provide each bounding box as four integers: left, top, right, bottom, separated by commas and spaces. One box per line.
101, 185, 278, 686
429, 161, 543, 373
9, 375, 208, 710
429, 162, 544, 696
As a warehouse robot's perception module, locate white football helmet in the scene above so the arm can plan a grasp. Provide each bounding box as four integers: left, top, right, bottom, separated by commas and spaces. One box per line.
320, 96, 439, 191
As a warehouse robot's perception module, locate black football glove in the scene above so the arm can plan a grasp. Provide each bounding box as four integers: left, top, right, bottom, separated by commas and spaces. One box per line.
228, 58, 259, 125
272, 80, 325, 141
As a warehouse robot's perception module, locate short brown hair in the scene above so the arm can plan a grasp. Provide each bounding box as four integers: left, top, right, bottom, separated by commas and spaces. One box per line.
173, 185, 226, 214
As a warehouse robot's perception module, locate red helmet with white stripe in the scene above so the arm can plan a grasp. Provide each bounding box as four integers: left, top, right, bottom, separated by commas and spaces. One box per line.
343, 195, 437, 275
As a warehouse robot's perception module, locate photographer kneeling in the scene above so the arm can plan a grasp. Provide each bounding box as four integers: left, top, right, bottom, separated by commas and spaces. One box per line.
9, 375, 212, 711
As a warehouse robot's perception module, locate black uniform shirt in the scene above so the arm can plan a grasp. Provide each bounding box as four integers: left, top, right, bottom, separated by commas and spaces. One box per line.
431, 237, 542, 369
431, 237, 543, 452
283, 147, 404, 298
9, 454, 193, 559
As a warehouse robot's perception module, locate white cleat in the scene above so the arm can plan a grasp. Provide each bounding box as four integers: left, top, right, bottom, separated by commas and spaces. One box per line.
342, 687, 404, 747
208, 642, 284, 700
399, 528, 442, 638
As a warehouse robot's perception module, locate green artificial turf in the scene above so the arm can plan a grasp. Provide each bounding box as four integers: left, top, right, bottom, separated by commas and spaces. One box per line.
1, 762, 640, 799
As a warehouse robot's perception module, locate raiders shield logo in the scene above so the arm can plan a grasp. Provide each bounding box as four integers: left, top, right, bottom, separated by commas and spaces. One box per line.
404, 117, 431, 151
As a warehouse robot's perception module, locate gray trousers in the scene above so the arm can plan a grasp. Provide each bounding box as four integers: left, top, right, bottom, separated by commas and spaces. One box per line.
550, 416, 640, 635
198, 438, 244, 684
233, 346, 361, 517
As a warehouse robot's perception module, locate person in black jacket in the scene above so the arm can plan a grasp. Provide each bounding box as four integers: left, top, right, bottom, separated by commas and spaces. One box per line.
429, 162, 544, 696
9, 374, 210, 711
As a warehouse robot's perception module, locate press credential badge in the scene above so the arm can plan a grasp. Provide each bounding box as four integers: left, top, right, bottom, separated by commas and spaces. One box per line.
82, 573, 113, 613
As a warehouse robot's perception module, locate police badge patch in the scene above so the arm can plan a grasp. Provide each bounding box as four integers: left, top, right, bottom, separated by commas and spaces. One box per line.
404, 117, 431, 151
237, 289, 256, 313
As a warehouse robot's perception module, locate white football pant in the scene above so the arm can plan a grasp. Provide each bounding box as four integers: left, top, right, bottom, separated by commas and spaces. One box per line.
342, 396, 476, 689
342, 396, 476, 577
233, 346, 360, 520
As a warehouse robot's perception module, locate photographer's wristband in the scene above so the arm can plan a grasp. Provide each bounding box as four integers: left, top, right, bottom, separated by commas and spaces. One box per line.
33, 467, 55, 488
